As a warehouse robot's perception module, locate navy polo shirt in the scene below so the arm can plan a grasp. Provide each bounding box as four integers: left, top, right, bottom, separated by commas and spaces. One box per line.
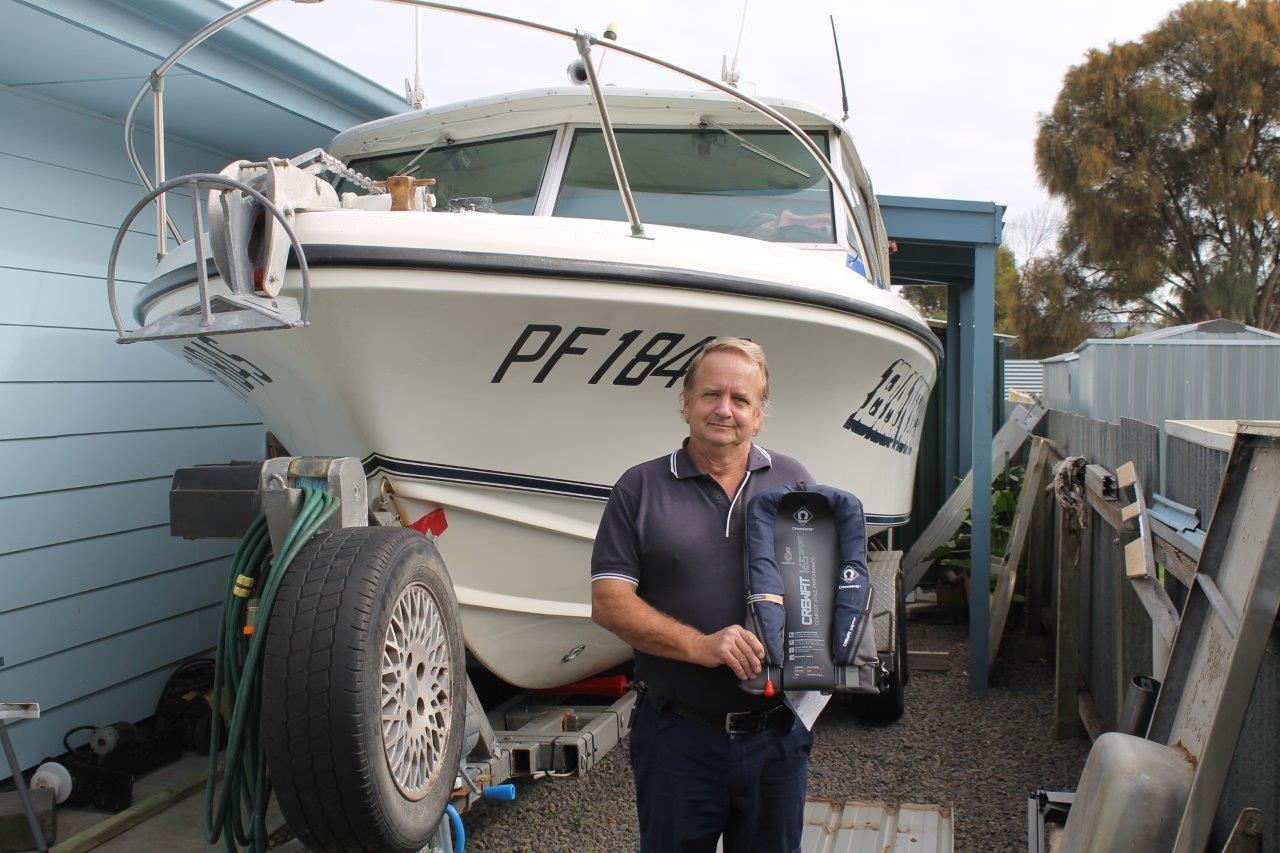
591, 440, 812, 716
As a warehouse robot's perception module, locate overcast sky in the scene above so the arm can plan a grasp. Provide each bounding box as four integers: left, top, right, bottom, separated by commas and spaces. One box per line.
254, 0, 1187, 246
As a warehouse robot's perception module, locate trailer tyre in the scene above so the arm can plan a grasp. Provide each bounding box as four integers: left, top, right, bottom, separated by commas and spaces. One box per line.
263, 526, 466, 852
849, 572, 907, 723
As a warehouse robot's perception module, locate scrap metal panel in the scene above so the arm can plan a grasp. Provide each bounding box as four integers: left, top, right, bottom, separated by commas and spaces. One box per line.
1148, 423, 1280, 851
798, 800, 953, 853
1005, 359, 1044, 394
1164, 424, 1231, 528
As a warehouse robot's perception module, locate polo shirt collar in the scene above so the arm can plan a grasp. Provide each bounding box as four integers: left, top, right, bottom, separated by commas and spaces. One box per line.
670, 439, 774, 480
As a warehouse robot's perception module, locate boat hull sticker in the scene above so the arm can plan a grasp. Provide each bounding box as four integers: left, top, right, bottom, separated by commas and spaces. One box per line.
843, 359, 930, 455
181, 335, 272, 399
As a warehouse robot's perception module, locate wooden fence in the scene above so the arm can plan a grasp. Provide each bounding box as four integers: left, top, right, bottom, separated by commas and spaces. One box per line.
1031, 410, 1279, 850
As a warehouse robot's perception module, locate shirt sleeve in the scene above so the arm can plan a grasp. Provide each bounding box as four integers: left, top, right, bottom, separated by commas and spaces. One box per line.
591, 477, 642, 586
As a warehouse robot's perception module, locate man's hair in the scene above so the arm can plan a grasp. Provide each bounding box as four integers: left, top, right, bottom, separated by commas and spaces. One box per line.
679, 337, 770, 408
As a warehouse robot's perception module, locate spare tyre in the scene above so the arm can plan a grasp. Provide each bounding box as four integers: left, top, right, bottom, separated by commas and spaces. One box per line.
263, 526, 466, 852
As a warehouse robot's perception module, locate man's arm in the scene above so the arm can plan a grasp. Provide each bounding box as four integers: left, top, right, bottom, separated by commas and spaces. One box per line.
592, 579, 763, 681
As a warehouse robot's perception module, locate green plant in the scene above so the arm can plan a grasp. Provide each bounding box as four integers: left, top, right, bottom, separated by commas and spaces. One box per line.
926, 465, 1025, 592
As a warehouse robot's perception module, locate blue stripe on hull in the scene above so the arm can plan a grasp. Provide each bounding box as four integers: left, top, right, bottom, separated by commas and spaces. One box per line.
361, 452, 908, 525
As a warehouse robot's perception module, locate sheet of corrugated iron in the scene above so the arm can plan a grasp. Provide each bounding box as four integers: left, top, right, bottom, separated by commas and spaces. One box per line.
800, 799, 954, 852
1004, 359, 1045, 393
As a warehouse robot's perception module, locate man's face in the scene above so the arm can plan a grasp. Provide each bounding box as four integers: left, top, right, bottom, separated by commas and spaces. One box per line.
682, 350, 766, 451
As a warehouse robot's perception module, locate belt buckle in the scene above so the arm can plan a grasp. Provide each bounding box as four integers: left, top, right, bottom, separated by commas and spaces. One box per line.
724, 710, 754, 735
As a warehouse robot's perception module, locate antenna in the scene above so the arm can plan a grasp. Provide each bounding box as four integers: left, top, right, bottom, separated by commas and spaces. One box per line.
404, 8, 426, 110
829, 15, 849, 122
721, 0, 751, 88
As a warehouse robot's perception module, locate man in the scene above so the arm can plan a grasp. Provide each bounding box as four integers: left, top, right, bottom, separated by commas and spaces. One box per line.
591, 337, 814, 852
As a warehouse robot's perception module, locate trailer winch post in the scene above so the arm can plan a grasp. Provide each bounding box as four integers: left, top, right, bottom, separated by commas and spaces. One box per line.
258, 457, 367, 552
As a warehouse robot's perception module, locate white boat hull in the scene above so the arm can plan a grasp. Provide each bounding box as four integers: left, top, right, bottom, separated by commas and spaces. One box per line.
140, 213, 938, 688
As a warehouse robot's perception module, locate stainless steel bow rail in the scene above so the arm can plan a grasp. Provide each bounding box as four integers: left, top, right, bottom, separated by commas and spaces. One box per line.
373, 0, 864, 236
114, 0, 872, 343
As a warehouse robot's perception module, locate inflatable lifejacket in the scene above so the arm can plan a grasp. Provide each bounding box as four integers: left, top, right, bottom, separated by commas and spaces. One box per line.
740, 483, 886, 695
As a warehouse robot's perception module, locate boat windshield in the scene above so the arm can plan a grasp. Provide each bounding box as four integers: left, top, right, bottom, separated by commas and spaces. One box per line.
340, 131, 557, 213
554, 128, 835, 243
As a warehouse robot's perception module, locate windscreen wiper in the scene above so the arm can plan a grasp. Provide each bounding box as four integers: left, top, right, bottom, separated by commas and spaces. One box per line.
397, 133, 454, 178
699, 117, 811, 179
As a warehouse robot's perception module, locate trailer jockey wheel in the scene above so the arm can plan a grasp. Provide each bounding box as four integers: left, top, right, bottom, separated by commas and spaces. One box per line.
263, 527, 466, 852
849, 571, 907, 723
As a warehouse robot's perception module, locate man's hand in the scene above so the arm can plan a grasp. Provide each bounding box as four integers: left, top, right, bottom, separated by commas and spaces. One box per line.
692, 625, 765, 680
593, 581, 766, 676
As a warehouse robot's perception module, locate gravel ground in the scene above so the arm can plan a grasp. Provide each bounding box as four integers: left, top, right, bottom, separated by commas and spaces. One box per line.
463, 618, 1090, 852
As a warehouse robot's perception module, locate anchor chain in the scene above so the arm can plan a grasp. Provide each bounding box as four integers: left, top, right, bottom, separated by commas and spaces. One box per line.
295, 149, 385, 194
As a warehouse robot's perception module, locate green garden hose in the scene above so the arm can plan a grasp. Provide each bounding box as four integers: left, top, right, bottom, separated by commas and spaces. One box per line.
204, 486, 339, 853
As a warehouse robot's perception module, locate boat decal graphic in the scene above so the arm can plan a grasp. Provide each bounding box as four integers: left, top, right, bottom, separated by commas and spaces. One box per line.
181, 335, 271, 399
842, 358, 930, 455
363, 452, 911, 525
493, 325, 714, 387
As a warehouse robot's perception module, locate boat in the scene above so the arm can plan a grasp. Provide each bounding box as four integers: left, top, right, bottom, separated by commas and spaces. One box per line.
110, 3, 942, 692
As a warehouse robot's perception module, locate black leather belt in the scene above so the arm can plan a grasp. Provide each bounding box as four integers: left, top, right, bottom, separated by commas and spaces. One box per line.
658, 695, 790, 734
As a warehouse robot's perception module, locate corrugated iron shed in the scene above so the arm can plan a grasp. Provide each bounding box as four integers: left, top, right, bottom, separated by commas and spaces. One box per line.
1040, 320, 1280, 426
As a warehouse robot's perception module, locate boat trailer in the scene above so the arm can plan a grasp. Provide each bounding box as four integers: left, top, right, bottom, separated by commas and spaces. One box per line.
167, 456, 643, 851
166, 455, 915, 852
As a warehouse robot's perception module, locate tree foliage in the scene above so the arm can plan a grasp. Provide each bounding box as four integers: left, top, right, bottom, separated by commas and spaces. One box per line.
994, 244, 1020, 333
899, 245, 1019, 330
1010, 256, 1100, 358
900, 283, 947, 321
1036, 0, 1280, 330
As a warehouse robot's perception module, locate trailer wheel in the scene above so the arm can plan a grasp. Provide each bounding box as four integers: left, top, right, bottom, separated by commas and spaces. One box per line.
850, 572, 906, 723
263, 527, 466, 852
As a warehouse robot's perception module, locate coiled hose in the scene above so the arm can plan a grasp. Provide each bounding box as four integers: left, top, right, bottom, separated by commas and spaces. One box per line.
204, 486, 338, 853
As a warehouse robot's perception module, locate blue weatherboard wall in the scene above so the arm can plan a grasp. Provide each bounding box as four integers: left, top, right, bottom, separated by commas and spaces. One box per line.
0, 0, 402, 774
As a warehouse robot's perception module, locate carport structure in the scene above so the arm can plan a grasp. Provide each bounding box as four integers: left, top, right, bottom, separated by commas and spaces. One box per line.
877, 195, 1007, 693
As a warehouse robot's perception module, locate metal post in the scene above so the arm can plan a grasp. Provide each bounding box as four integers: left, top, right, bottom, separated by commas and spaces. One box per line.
957, 282, 975, 474
152, 72, 167, 260
574, 34, 646, 239
123, 0, 278, 246
968, 243, 996, 693
945, 286, 962, 490
0, 721, 47, 852
190, 181, 213, 326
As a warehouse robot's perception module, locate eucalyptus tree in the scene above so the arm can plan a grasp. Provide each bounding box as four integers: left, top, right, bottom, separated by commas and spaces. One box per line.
1036, 0, 1280, 329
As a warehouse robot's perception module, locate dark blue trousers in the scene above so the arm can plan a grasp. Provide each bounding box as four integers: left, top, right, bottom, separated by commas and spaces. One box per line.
628, 692, 812, 852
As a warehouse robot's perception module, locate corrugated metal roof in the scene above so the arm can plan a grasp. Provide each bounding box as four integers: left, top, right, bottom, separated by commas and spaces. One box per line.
799, 800, 954, 852
1045, 320, 1280, 362
1127, 318, 1280, 342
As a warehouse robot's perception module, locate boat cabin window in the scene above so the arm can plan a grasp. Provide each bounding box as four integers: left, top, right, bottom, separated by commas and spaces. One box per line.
340, 131, 556, 214
554, 129, 834, 243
